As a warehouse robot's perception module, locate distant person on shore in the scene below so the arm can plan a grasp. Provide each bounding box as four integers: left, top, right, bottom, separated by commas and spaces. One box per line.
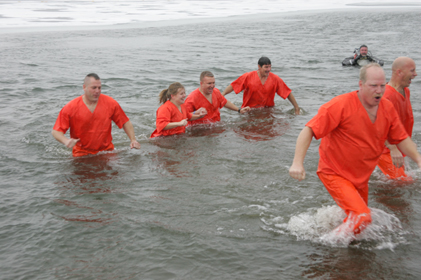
221, 56, 301, 114
377, 57, 418, 180
289, 63, 421, 237
150, 82, 207, 138
52, 73, 141, 157
343, 44, 384, 66
185, 71, 251, 126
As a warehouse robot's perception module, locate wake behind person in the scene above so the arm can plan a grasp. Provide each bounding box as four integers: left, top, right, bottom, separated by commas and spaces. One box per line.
52, 73, 141, 157
185, 71, 250, 126
289, 63, 421, 239
150, 82, 207, 138
222, 56, 300, 114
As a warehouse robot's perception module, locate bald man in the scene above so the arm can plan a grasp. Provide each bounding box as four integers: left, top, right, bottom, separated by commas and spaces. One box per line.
289, 63, 421, 237
377, 57, 418, 180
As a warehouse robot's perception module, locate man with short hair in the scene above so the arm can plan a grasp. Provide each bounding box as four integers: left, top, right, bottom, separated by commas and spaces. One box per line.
185, 71, 250, 125
52, 73, 140, 157
377, 57, 418, 179
289, 63, 421, 236
221, 57, 300, 114
350, 44, 383, 66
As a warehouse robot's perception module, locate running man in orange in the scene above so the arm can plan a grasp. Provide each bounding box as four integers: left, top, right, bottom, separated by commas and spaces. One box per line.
185, 71, 250, 126
221, 57, 300, 114
52, 73, 141, 157
289, 63, 421, 236
377, 57, 417, 180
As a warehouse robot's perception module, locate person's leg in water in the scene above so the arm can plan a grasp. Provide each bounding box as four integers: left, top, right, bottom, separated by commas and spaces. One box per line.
318, 172, 372, 235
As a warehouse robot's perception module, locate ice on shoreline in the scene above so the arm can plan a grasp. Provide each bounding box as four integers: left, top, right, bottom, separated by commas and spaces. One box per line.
1, 0, 420, 30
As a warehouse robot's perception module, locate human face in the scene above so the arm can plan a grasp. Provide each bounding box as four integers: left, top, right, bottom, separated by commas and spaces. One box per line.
359, 47, 368, 57
171, 87, 186, 106
401, 60, 417, 88
258, 64, 271, 78
200, 76, 215, 95
358, 67, 386, 108
83, 78, 101, 104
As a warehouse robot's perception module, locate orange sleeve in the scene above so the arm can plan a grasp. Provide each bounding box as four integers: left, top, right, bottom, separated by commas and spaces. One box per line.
155, 104, 172, 134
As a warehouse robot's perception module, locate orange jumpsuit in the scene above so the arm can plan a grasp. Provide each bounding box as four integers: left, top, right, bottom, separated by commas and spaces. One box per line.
377, 84, 413, 179
231, 71, 291, 108
150, 101, 192, 138
184, 88, 227, 125
53, 94, 129, 157
307, 91, 408, 234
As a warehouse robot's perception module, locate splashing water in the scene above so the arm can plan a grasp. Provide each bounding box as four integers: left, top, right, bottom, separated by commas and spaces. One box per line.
272, 205, 407, 249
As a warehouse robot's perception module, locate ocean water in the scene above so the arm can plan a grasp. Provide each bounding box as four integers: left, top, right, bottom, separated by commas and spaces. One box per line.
1, 1, 421, 280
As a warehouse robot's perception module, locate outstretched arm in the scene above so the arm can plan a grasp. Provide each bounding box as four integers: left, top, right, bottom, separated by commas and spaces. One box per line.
289, 126, 314, 181
396, 137, 421, 169
287, 93, 301, 115
224, 100, 250, 114
51, 129, 80, 149
123, 120, 141, 149
222, 84, 234, 96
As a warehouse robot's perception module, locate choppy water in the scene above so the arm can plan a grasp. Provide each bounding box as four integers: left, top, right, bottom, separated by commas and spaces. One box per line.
1, 7, 421, 280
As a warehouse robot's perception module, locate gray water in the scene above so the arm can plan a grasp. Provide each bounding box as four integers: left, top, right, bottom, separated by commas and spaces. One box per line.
1, 8, 421, 280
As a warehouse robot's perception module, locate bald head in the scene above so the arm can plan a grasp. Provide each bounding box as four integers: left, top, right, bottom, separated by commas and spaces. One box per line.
392, 57, 415, 73
390, 57, 417, 88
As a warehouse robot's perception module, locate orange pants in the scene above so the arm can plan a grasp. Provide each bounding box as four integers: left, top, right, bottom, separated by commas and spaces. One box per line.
377, 152, 411, 181
318, 172, 372, 235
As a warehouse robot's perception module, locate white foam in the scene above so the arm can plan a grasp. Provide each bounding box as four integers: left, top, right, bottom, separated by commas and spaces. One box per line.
1, 0, 420, 28
272, 205, 408, 249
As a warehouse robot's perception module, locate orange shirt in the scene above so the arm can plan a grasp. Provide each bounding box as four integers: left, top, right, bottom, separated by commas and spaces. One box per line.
150, 101, 192, 138
231, 71, 291, 108
53, 94, 129, 157
184, 88, 227, 125
306, 91, 408, 188
382, 84, 413, 154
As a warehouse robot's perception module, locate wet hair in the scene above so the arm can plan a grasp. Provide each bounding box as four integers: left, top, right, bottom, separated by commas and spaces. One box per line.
159, 82, 185, 104
359, 63, 383, 83
84, 73, 100, 85
359, 44, 368, 50
200, 71, 214, 82
258, 56, 271, 67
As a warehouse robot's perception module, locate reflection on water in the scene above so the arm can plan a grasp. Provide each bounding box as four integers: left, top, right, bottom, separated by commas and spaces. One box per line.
372, 183, 414, 225
1, 8, 421, 280
233, 108, 290, 141
302, 248, 389, 280
60, 152, 121, 194
52, 153, 122, 224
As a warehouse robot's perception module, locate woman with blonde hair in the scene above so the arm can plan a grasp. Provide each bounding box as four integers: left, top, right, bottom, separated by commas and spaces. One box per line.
151, 82, 207, 138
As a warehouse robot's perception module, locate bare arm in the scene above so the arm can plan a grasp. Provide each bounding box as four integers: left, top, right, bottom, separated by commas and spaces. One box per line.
190, 107, 207, 120
289, 126, 314, 181
51, 129, 80, 149
224, 100, 250, 114
396, 137, 421, 169
287, 93, 301, 115
222, 84, 234, 96
163, 119, 188, 130
385, 140, 404, 168
123, 120, 140, 149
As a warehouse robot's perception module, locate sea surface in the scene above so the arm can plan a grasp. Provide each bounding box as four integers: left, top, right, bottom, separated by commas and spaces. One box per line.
1, 1, 421, 280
